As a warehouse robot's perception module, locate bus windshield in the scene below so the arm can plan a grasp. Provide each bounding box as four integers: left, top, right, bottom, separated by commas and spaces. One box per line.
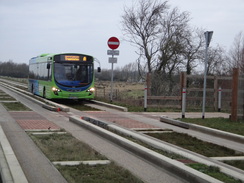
54, 62, 93, 87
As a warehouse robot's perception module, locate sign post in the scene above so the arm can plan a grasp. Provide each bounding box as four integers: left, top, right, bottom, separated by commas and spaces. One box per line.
107, 37, 120, 102
202, 31, 213, 119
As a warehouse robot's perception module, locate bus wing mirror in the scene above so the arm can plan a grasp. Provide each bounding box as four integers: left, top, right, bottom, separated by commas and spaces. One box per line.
97, 67, 101, 72
47, 63, 50, 69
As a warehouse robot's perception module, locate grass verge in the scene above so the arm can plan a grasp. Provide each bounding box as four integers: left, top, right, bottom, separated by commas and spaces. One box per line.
188, 163, 242, 183
56, 162, 143, 183
146, 132, 243, 157
29, 132, 143, 183
30, 133, 106, 161
180, 118, 244, 136
53, 99, 100, 111
2, 102, 31, 111
224, 160, 244, 171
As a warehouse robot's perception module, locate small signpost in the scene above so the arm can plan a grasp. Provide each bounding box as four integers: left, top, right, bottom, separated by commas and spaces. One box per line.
202, 31, 213, 119
107, 37, 120, 102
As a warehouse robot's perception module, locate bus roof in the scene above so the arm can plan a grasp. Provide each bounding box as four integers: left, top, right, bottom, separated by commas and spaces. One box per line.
29, 53, 94, 64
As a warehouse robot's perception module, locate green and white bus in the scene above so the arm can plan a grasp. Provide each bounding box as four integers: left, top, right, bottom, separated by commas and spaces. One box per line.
28, 53, 98, 99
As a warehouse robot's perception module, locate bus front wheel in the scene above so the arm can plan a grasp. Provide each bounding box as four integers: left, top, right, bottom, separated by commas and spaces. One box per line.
31, 85, 34, 94
43, 88, 46, 98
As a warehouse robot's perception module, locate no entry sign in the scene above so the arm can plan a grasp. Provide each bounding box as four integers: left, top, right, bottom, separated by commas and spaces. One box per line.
107, 37, 120, 50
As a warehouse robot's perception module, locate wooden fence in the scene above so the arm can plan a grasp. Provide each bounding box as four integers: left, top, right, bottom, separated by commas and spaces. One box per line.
95, 69, 243, 120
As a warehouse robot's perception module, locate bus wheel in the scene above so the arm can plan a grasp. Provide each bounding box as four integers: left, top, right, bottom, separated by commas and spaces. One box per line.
43, 88, 46, 98
31, 85, 34, 94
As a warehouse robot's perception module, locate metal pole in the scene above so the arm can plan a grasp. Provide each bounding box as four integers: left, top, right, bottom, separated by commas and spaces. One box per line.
110, 54, 114, 102
202, 31, 213, 119
202, 44, 208, 119
182, 88, 186, 118
218, 87, 222, 112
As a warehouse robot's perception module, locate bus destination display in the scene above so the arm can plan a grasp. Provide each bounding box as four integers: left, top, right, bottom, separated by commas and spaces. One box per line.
65, 55, 80, 61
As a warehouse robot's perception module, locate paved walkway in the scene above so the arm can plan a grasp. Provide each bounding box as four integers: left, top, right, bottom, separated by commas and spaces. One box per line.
83, 111, 230, 129
6, 110, 230, 131
84, 111, 158, 129
0, 104, 67, 183
9, 111, 60, 130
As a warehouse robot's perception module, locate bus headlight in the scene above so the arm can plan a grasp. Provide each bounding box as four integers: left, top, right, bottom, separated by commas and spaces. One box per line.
52, 87, 61, 92
52, 87, 61, 95
87, 87, 95, 93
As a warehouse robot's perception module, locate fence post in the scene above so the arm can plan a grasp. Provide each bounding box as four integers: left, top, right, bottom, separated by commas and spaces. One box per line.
214, 76, 218, 111
146, 72, 151, 96
103, 87, 105, 98
231, 68, 239, 121
180, 72, 187, 96
144, 85, 147, 112
182, 88, 186, 118
180, 72, 187, 109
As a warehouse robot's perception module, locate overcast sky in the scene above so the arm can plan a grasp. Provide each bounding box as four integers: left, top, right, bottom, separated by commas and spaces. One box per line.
0, 0, 243, 69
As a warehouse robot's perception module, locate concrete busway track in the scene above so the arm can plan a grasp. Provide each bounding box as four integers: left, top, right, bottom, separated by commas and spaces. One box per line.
0, 83, 186, 183
1, 81, 244, 182
0, 78, 28, 90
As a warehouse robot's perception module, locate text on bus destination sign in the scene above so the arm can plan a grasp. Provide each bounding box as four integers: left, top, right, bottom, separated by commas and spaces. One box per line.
64, 55, 88, 61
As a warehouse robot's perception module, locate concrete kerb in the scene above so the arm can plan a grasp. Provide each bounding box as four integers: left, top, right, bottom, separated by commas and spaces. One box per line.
0, 81, 124, 113
160, 116, 244, 144
0, 126, 28, 183
0, 143, 13, 183
69, 115, 223, 183
90, 100, 128, 112
76, 116, 244, 182
53, 160, 111, 166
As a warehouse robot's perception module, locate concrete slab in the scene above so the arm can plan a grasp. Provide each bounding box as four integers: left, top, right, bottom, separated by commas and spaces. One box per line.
53, 160, 111, 166
9, 111, 60, 130
211, 156, 244, 161
32, 132, 67, 135
84, 111, 158, 129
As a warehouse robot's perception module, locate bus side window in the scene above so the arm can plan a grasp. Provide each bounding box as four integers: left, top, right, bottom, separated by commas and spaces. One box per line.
47, 63, 50, 69
47, 63, 51, 80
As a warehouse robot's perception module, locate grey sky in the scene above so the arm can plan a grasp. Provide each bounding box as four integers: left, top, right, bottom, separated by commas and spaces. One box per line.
0, 0, 243, 69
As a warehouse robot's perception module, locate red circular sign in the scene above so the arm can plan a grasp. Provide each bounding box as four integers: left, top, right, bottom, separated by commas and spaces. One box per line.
107, 37, 120, 50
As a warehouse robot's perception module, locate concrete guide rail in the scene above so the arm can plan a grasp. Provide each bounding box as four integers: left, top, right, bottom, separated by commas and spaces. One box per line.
160, 116, 244, 144
70, 115, 226, 183
90, 100, 128, 112
81, 116, 244, 182
0, 81, 69, 112
0, 126, 28, 183
0, 81, 126, 113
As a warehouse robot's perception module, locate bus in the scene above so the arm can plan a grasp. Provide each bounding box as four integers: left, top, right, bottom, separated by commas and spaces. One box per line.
28, 53, 99, 99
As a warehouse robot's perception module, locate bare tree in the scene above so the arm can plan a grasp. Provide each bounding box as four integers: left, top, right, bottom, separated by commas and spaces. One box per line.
157, 7, 190, 74
228, 31, 244, 73
207, 45, 228, 75
121, 62, 139, 82
0, 60, 28, 78
121, 0, 168, 73
154, 7, 192, 94
182, 28, 205, 75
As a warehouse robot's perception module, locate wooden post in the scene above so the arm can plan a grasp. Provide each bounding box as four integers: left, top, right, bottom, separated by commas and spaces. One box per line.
231, 68, 239, 121
103, 87, 105, 98
146, 72, 151, 96
214, 76, 218, 111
